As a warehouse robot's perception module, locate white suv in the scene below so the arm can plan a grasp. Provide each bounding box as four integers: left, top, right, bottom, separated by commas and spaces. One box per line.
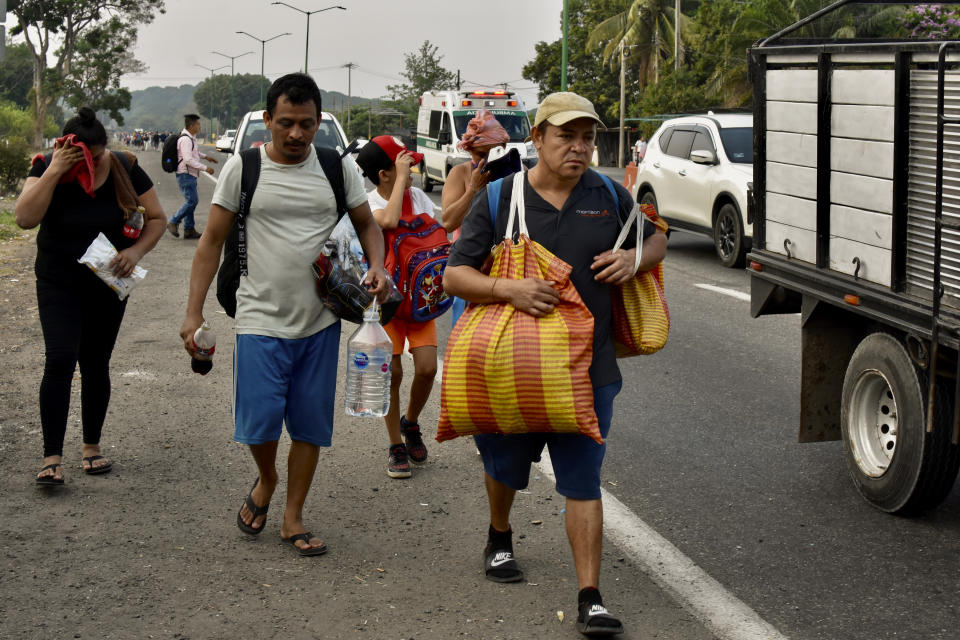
229, 110, 348, 154
633, 113, 753, 267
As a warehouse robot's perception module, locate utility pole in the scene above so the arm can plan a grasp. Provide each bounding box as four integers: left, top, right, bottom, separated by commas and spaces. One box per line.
343, 62, 357, 130
456, 69, 461, 92
675, 0, 681, 71
561, 0, 569, 90
618, 41, 626, 169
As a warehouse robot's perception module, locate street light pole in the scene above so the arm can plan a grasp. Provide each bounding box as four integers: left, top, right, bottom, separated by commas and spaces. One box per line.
236, 31, 292, 106
212, 50, 254, 130
194, 63, 229, 137
270, 3, 346, 74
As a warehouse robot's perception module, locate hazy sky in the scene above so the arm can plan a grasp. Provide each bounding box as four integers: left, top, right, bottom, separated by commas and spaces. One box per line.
120, 0, 563, 109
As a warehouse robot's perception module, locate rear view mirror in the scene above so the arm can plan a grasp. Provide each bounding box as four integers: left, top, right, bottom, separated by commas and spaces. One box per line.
691, 149, 716, 164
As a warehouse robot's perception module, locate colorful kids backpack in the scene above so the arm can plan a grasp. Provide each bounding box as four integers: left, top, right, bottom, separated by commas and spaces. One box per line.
383, 191, 452, 323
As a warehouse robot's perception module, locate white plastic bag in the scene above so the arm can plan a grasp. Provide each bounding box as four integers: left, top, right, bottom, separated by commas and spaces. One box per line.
78, 232, 147, 300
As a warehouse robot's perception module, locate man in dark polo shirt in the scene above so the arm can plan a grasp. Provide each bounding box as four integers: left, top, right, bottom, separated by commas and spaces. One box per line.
444, 91, 668, 637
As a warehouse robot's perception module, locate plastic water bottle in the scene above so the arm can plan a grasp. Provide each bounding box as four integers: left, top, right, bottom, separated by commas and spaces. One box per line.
191, 321, 216, 375
345, 302, 392, 417
122, 206, 145, 239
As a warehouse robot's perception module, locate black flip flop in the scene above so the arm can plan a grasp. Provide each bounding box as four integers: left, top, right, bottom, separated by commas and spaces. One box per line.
82, 455, 112, 475
483, 545, 524, 583
283, 532, 327, 557
576, 601, 624, 637
35, 463, 64, 486
236, 478, 270, 535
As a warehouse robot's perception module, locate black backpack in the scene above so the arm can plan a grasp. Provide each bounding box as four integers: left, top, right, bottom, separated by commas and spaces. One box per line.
160, 133, 191, 173
215, 144, 349, 318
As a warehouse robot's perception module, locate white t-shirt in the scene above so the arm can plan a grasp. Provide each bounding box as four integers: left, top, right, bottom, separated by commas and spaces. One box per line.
212, 146, 368, 338
366, 186, 436, 219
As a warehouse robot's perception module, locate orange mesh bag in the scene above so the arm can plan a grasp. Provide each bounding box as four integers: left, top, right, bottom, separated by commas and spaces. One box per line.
610, 202, 669, 357
438, 172, 601, 444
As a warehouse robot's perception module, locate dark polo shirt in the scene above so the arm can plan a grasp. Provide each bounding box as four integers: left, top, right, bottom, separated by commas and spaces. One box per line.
448, 169, 655, 388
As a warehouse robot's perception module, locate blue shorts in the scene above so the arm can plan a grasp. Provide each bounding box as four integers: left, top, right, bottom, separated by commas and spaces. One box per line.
233, 324, 341, 446
473, 380, 623, 500
473, 380, 622, 500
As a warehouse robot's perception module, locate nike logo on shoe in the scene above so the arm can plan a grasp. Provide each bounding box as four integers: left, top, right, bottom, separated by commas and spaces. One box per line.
586, 604, 610, 617
489, 551, 515, 567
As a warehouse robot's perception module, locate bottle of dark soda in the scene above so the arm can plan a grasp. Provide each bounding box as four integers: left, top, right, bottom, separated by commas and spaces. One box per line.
191, 321, 216, 375
122, 206, 145, 239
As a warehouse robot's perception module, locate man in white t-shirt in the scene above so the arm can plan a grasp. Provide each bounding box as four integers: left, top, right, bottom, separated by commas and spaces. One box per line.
179, 74, 389, 557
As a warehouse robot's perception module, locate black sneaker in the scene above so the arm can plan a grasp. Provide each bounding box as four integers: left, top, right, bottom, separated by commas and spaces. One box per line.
483, 538, 524, 583
387, 444, 412, 479
400, 416, 428, 464
576, 589, 623, 637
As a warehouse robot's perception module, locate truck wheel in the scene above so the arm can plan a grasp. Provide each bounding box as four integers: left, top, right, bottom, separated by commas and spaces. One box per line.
714, 203, 746, 268
840, 332, 960, 513
422, 165, 434, 192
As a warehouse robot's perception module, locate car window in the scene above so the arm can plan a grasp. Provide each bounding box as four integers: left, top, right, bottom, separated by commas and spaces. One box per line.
313, 121, 344, 149
429, 111, 442, 138
656, 127, 674, 152
691, 129, 715, 156
718, 127, 753, 163
664, 129, 695, 159
239, 120, 269, 150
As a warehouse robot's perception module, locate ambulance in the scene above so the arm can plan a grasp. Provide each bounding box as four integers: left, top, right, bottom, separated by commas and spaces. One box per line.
416, 89, 536, 191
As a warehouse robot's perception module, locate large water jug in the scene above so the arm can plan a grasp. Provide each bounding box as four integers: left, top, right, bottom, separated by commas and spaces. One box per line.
344, 302, 392, 417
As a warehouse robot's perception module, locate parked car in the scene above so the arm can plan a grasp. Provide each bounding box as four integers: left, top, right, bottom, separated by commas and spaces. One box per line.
215, 129, 237, 152
229, 110, 348, 154
632, 112, 753, 267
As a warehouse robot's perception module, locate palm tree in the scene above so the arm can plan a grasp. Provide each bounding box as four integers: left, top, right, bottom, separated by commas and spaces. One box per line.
587, 0, 699, 87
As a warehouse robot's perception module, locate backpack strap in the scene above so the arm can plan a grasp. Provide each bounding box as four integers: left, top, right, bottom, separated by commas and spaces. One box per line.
314, 144, 348, 219
112, 150, 131, 173
236, 148, 262, 277
486, 177, 505, 228
597, 172, 620, 210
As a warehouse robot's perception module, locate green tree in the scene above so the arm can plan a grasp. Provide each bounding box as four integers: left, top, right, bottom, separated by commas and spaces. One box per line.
522, 0, 625, 121
0, 41, 34, 109
62, 18, 146, 126
8, 0, 164, 147
194, 74, 270, 129
587, 0, 700, 88
387, 41, 457, 108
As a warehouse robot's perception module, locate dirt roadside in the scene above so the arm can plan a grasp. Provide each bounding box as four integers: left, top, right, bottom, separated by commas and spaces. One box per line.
0, 151, 714, 640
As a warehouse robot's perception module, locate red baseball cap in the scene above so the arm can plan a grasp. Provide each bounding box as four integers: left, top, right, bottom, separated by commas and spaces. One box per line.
356, 135, 424, 178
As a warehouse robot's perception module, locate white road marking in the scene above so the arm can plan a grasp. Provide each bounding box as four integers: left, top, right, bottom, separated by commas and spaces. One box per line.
536, 451, 787, 640
695, 283, 751, 302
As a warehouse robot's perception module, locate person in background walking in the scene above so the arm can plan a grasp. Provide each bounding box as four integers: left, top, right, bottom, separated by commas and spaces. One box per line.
633, 133, 647, 164
15, 107, 167, 485
443, 91, 667, 637
168, 114, 217, 240
440, 110, 511, 326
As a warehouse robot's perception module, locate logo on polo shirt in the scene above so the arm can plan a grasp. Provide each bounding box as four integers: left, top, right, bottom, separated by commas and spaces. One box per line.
576, 208, 610, 217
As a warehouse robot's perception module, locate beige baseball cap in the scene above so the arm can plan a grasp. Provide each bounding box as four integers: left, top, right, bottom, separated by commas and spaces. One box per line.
532, 91, 606, 129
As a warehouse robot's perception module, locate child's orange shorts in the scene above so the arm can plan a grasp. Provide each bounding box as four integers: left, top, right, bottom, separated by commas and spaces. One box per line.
384, 316, 437, 355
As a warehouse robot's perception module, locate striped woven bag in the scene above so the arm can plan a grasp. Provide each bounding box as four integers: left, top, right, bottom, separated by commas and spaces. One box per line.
437, 172, 602, 444
611, 202, 670, 357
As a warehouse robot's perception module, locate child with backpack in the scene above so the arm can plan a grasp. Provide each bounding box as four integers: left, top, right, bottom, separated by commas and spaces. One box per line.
355, 136, 451, 479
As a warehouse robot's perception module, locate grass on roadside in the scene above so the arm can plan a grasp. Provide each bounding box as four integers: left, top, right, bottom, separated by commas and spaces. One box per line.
0, 209, 22, 241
